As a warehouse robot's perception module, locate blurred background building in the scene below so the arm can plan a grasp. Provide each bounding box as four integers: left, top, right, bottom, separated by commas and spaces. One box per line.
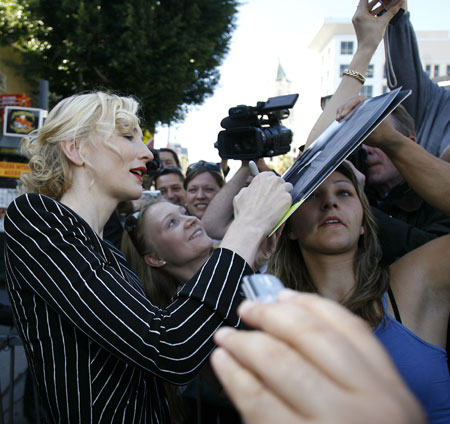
309, 18, 450, 109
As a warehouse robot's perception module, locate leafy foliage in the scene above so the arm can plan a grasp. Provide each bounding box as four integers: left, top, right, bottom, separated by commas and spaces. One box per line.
269, 153, 297, 176
0, 0, 238, 127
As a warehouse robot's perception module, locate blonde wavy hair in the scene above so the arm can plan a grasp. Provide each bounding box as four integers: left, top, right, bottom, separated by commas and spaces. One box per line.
19, 91, 140, 200
268, 162, 389, 328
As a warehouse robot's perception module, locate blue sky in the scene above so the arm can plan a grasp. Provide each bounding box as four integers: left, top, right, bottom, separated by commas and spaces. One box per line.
155, 0, 450, 164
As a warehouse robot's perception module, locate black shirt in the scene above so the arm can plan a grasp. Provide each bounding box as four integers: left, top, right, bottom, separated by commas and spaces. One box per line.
5, 193, 250, 423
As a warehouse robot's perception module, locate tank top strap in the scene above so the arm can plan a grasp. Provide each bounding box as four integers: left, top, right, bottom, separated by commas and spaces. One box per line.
387, 286, 402, 323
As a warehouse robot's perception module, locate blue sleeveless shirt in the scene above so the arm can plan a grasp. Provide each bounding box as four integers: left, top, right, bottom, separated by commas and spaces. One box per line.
374, 295, 450, 423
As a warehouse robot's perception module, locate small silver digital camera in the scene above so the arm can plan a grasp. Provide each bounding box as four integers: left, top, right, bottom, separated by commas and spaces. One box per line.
242, 274, 285, 303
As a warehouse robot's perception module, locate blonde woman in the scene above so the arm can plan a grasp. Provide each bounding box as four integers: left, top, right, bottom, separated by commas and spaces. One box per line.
4, 91, 291, 423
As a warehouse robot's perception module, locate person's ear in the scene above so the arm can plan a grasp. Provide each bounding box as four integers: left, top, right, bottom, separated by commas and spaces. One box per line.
60, 139, 84, 166
360, 225, 365, 236
144, 254, 166, 268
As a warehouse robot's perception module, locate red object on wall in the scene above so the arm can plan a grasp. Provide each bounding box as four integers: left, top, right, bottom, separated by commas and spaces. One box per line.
0, 94, 31, 129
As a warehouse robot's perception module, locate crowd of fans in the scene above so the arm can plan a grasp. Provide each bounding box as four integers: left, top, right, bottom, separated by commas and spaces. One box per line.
2, 1, 450, 423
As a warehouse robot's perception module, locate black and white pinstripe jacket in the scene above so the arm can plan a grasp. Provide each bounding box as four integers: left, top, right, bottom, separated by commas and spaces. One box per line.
5, 193, 250, 423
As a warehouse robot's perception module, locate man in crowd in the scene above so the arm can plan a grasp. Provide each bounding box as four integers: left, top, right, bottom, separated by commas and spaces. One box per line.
159, 148, 181, 168
360, 105, 450, 265
154, 167, 187, 206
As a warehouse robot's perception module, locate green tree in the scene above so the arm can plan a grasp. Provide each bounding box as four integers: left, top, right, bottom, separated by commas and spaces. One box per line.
0, 0, 238, 128
270, 153, 296, 176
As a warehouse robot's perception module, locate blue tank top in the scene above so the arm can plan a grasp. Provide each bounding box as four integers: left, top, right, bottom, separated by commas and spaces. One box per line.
374, 295, 450, 424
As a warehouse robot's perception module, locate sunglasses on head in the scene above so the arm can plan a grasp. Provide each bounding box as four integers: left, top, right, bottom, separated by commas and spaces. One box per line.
155, 166, 184, 179
186, 160, 222, 174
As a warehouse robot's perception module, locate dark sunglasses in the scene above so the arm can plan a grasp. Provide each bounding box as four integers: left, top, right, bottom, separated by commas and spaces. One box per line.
146, 148, 162, 177
186, 160, 221, 174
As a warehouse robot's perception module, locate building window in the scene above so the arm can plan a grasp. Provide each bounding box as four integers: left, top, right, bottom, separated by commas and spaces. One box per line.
366, 64, 374, 78
425, 64, 431, 76
434, 65, 440, 77
382, 85, 389, 94
360, 85, 373, 97
340, 41, 354, 55
340, 64, 349, 76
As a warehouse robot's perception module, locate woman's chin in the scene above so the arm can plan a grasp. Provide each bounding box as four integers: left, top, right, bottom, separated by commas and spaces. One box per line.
194, 238, 213, 257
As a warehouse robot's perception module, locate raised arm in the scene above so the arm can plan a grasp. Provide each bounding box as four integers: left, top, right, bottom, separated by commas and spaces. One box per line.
202, 162, 252, 239
369, 124, 450, 216
202, 159, 276, 240
338, 97, 450, 216
306, 0, 404, 148
5, 176, 291, 384
384, 2, 424, 116
384, 3, 450, 156
220, 171, 292, 265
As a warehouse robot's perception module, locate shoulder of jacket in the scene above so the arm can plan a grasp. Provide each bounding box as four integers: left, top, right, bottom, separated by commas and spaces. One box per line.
9, 193, 63, 215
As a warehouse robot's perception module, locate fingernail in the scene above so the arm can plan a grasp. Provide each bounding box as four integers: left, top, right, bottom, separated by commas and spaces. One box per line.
212, 347, 227, 361
214, 326, 236, 343
238, 299, 257, 315
210, 347, 230, 368
277, 288, 298, 301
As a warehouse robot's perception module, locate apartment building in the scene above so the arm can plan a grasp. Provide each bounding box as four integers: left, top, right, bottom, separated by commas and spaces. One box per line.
309, 18, 450, 100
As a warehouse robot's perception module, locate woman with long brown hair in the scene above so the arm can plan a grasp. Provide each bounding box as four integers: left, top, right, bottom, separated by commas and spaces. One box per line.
270, 162, 389, 327
268, 155, 450, 422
